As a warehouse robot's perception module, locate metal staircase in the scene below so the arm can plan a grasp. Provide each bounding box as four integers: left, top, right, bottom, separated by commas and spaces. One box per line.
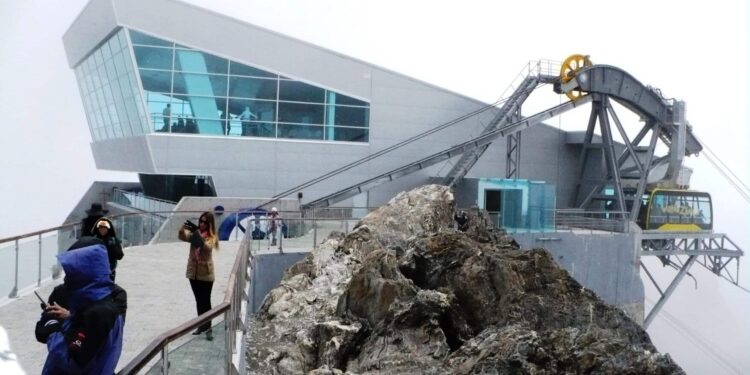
442, 62, 558, 186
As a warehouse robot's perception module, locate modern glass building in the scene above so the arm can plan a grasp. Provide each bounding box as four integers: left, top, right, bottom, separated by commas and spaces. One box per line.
77, 28, 370, 143
62, 0, 578, 208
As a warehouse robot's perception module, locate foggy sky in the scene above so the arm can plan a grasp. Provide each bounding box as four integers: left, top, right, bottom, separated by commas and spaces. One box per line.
0, 1, 747, 373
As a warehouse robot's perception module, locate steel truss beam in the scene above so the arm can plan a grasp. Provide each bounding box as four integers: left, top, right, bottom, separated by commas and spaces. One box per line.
506, 132, 521, 179
642, 255, 697, 328
640, 231, 744, 327
571, 94, 665, 221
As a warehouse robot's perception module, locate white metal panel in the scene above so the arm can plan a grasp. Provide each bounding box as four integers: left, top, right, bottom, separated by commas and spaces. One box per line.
63, 0, 119, 67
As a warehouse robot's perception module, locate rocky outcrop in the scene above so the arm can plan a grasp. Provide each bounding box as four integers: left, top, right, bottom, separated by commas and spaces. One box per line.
246, 184, 683, 374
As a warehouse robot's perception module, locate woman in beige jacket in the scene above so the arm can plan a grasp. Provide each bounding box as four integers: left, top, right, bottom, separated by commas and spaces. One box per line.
178, 211, 219, 340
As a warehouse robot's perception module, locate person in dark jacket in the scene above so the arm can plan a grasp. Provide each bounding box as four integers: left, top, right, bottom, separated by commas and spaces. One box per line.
454, 210, 470, 232
80, 203, 108, 239
92, 218, 124, 281
35, 237, 127, 343
38, 244, 126, 374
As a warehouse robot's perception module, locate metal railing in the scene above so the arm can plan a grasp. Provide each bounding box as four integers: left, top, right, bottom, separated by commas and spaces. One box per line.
0, 209, 246, 302
484, 209, 630, 233
0, 204, 629, 302
0, 223, 79, 300
552, 209, 629, 233
112, 188, 176, 216
118, 234, 250, 375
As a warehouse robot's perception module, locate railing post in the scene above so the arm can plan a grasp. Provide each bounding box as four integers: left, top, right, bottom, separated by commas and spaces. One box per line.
139, 217, 144, 246
38, 233, 43, 286
234, 212, 238, 242
120, 219, 126, 246
313, 216, 318, 250
10, 240, 19, 298
161, 344, 170, 375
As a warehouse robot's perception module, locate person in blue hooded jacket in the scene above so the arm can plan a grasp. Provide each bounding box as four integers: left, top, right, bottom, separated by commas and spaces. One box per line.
38, 244, 126, 374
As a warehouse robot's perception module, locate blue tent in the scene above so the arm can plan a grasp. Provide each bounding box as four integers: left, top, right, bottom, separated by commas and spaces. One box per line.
217, 208, 268, 240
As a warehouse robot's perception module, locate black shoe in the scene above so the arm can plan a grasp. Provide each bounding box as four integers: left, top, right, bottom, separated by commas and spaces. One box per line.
206, 330, 213, 341
192, 327, 207, 335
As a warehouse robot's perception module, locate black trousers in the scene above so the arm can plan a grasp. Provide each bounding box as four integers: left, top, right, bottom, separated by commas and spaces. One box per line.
189, 279, 214, 332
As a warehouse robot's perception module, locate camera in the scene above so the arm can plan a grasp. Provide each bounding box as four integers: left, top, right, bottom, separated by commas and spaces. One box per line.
184, 220, 199, 231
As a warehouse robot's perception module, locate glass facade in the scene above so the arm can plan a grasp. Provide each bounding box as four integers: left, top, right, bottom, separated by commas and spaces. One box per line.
74, 29, 149, 141
478, 179, 556, 233
130, 30, 370, 142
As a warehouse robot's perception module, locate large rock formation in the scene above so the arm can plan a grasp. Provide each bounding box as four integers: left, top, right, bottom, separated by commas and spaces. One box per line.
246, 185, 683, 374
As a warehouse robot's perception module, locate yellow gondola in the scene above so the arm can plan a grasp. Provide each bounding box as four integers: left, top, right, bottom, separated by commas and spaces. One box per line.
638, 189, 712, 231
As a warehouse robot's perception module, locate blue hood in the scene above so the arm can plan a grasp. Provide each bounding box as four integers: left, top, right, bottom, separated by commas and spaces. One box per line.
58, 244, 114, 310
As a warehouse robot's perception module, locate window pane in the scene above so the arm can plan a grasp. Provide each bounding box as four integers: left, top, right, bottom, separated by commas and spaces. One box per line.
332, 127, 369, 142
128, 72, 141, 97
228, 76, 277, 100
278, 123, 324, 140
112, 52, 127, 78
118, 75, 132, 98
85, 74, 95, 93
133, 46, 173, 70
329, 92, 367, 106
97, 65, 109, 91
332, 106, 368, 127
114, 99, 131, 134
105, 58, 118, 82
110, 79, 123, 102
174, 50, 228, 75
117, 29, 128, 50
139, 69, 172, 93
279, 81, 324, 103
93, 48, 104, 67
172, 95, 225, 123
169, 118, 221, 135
129, 30, 173, 47
229, 62, 276, 78
100, 40, 112, 60
173, 72, 227, 97
90, 67, 101, 89
278, 102, 324, 124
108, 32, 122, 52
227, 98, 276, 136
227, 98, 276, 122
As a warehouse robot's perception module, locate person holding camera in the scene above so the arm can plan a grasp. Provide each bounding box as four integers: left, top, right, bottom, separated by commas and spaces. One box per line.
178, 211, 219, 340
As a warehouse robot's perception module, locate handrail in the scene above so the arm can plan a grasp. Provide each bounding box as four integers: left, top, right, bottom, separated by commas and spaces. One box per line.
0, 222, 79, 244
112, 188, 178, 205
117, 240, 246, 374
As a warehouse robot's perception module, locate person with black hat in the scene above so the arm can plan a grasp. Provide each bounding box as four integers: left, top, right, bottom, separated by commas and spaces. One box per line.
80, 203, 108, 239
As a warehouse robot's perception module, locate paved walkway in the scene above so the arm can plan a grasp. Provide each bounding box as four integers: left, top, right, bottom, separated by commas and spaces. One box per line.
0, 220, 348, 374
0, 241, 240, 374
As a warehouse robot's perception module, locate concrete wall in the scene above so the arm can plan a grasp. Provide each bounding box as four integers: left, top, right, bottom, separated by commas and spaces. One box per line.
249, 252, 309, 313
512, 231, 644, 323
